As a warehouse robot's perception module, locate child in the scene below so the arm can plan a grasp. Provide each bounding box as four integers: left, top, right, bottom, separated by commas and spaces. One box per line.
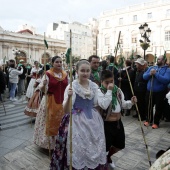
98, 70, 137, 168
50, 60, 107, 170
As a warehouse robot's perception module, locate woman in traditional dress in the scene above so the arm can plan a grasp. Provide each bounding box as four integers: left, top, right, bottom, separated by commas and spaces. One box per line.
50, 60, 107, 170
26, 61, 41, 100
24, 70, 44, 117
33, 56, 68, 149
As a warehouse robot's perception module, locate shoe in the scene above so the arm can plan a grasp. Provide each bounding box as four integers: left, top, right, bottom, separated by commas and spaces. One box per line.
109, 162, 116, 168
165, 119, 170, 122
138, 118, 145, 121
125, 112, 130, 116
144, 121, 149, 127
152, 124, 158, 129
10, 97, 13, 101
12, 98, 17, 101
133, 114, 138, 118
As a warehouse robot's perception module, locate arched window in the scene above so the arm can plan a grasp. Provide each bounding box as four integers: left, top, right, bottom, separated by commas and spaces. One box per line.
41, 53, 50, 64
16, 51, 27, 63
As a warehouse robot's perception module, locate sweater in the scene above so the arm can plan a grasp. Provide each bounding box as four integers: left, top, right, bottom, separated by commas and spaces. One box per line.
143, 65, 170, 92
9, 68, 23, 84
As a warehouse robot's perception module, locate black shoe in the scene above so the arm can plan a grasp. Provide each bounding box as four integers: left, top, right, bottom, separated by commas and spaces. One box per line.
125, 113, 130, 116
133, 114, 138, 118
138, 118, 145, 121
165, 119, 170, 122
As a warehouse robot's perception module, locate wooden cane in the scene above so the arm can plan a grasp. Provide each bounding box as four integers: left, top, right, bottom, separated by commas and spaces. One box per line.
44, 33, 51, 159
69, 29, 73, 170
123, 62, 152, 167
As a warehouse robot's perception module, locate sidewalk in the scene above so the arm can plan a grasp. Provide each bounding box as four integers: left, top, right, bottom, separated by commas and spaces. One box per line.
0, 103, 170, 169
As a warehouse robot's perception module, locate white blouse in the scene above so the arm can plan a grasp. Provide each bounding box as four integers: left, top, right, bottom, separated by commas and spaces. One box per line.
98, 88, 133, 113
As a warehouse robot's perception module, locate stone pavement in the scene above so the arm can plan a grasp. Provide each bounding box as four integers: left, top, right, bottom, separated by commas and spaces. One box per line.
0, 98, 170, 169
0, 94, 31, 130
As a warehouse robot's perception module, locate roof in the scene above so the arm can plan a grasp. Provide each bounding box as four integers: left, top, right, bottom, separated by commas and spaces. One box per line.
17, 29, 33, 35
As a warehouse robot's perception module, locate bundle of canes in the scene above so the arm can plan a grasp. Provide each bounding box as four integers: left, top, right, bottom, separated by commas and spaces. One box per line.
123, 62, 152, 167
148, 76, 154, 125
69, 29, 73, 170
44, 32, 51, 159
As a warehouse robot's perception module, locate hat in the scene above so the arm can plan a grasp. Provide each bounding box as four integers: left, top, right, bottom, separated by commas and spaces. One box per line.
19, 59, 24, 63
135, 58, 145, 65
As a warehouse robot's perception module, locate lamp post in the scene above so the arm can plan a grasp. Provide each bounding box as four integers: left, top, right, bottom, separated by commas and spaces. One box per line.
12, 48, 20, 64
139, 23, 151, 60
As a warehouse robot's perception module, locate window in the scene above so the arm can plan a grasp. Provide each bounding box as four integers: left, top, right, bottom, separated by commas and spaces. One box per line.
105, 37, 110, 45
132, 37, 137, 43
119, 37, 123, 44
119, 18, 123, 25
165, 31, 170, 41
147, 12, 152, 19
166, 9, 170, 16
133, 15, 137, 22
105, 20, 110, 27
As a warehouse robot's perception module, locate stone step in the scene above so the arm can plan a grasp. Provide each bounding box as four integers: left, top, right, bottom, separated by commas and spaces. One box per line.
0, 108, 27, 120
0, 118, 35, 130
0, 97, 31, 130
0, 114, 31, 125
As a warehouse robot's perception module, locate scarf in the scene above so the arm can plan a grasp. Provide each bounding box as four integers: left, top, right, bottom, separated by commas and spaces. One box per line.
109, 63, 118, 70
100, 84, 118, 110
92, 69, 100, 82
47, 68, 67, 81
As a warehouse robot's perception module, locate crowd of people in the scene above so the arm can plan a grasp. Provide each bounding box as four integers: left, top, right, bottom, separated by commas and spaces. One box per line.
0, 54, 170, 169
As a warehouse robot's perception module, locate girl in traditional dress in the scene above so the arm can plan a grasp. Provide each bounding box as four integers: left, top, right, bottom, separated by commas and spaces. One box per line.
50, 60, 107, 170
26, 61, 42, 100
33, 56, 68, 149
24, 70, 44, 117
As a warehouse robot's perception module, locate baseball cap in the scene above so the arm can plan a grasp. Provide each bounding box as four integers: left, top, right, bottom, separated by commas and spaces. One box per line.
135, 58, 145, 65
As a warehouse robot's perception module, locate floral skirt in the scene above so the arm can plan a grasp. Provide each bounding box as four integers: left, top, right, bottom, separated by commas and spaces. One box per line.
24, 91, 42, 117
33, 95, 63, 149
50, 113, 108, 170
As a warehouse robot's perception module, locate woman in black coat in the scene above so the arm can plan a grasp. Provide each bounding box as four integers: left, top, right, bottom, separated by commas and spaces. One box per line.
0, 65, 6, 101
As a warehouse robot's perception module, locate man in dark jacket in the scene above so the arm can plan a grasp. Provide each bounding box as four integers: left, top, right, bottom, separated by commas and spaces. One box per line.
133, 58, 148, 120
18, 60, 27, 97
118, 60, 135, 116
143, 55, 170, 129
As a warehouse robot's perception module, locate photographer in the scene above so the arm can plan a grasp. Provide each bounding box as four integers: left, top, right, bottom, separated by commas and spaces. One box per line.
17, 59, 27, 98
9, 59, 23, 101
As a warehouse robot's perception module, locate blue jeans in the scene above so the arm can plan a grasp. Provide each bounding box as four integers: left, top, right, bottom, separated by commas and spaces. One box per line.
9, 83, 17, 98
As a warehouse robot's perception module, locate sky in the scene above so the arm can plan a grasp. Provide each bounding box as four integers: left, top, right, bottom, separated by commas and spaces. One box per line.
0, 0, 151, 34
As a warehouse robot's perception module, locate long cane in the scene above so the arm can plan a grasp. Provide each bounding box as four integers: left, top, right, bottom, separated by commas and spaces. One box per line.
148, 76, 154, 124
44, 33, 51, 159
69, 29, 73, 170
124, 64, 152, 167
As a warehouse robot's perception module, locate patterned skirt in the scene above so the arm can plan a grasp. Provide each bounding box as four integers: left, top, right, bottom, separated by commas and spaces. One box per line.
50, 113, 108, 170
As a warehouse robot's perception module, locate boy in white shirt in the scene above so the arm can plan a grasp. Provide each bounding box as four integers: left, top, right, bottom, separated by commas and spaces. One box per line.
98, 70, 137, 168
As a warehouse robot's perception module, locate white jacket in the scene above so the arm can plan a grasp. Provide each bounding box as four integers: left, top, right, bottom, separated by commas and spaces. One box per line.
9, 67, 23, 84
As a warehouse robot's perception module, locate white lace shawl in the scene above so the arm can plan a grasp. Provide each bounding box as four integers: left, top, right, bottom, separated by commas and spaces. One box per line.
63, 79, 98, 108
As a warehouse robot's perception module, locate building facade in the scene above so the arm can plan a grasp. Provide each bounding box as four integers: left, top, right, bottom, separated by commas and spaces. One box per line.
46, 21, 94, 59
98, 0, 170, 63
0, 25, 66, 65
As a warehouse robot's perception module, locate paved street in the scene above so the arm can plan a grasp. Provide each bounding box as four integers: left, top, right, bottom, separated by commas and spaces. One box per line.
0, 96, 170, 170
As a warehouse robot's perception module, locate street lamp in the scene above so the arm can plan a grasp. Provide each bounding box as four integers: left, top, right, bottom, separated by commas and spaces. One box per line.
139, 23, 151, 60
12, 48, 20, 64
